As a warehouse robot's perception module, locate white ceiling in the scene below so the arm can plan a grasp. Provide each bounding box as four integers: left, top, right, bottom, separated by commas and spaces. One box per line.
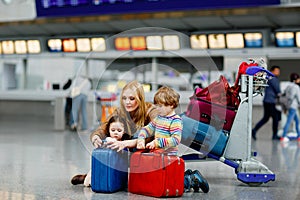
0, 5, 300, 38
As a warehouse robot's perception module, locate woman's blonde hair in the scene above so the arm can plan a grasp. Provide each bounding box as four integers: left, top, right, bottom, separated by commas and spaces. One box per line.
120, 80, 146, 130
154, 86, 180, 108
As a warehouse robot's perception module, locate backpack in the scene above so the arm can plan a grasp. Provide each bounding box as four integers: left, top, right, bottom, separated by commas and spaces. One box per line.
279, 85, 293, 112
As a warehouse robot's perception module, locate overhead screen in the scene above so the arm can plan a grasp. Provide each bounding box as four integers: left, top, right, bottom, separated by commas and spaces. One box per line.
35, 0, 280, 17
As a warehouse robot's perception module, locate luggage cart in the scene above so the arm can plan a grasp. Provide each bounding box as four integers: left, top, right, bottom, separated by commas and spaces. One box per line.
181, 69, 276, 186
92, 92, 118, 128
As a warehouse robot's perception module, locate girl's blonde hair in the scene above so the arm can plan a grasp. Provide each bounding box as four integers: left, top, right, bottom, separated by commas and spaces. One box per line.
120, 80, 146, 130
154, 86, 180, 108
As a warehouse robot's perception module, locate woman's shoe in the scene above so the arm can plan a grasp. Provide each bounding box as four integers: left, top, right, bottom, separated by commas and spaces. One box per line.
70, 124, 77, 132
71, 174, 87, 185
191, 170, 209, 193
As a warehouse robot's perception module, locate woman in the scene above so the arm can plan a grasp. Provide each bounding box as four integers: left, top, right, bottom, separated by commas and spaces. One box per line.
71, 80, 159, 185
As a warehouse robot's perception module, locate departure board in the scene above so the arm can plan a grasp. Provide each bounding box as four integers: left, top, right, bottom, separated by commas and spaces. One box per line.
36, 0, 280, 17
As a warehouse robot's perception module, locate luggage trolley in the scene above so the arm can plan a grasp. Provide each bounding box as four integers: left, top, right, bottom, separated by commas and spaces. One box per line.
92, 91, 118, 128
181, 67, 276, 186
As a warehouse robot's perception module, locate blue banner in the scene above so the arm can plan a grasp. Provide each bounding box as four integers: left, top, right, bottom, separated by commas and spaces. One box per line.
36, 0, 280, 18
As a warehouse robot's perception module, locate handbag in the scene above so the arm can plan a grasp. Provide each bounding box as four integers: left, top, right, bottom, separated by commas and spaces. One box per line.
194, 75, 240, 109
70, 87, 81, 98
69, 78, 89, 98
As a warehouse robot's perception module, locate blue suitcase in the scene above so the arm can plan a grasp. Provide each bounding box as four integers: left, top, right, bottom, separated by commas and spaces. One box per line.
181, 114, 229, 156
91, 148, 128, 193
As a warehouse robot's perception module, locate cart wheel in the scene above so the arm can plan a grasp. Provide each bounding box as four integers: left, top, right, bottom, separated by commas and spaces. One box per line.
247, 182, 263, 187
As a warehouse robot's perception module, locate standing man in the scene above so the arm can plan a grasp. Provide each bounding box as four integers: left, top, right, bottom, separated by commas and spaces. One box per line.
252, 65, 281, 140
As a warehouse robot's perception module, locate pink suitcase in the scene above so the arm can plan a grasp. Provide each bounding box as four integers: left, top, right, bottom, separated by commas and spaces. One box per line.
186, 97, 237, 131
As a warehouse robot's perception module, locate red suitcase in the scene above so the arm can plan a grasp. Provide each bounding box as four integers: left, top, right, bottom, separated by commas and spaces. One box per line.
186, 96, 237, 131
128, 150, 184, 198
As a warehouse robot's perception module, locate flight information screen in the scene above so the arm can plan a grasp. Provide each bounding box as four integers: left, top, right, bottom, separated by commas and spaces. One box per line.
36, 0, 280, 17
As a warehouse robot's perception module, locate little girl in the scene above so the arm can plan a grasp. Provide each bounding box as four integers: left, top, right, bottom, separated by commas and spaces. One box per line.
83, 114, 130, 187
102, 114, 131, 144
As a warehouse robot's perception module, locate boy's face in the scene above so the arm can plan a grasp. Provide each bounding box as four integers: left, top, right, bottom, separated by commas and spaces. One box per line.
156, 104, 174, 116
109, 122, 125, 141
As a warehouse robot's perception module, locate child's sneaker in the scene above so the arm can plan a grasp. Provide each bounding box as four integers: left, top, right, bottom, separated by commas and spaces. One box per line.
280, 137, 290, 142
191, 170, 209, 193
184, 169, 193, 192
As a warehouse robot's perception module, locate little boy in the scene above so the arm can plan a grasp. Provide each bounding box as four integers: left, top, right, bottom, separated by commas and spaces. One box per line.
136, 86, 209, 193
136, 86, 182, 154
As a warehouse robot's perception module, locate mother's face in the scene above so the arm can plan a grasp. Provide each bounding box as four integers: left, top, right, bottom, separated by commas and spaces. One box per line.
122, 89, 139, 112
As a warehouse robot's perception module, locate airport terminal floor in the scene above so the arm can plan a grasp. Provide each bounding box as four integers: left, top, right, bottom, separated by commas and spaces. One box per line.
0, 106, 300, 200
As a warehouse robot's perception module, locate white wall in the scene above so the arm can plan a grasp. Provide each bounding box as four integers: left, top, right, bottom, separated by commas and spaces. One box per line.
27, 57, 77, 89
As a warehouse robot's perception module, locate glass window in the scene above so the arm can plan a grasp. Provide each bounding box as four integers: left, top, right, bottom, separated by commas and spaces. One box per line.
15, 40, 28, 54
163, 35, 180, 50
208, 34, 225, 49
115, 37, 130, 50
2, 40, 14, 54
244, 32, 263, 48
131, 36, 146, 50
146, 36, 163, 50
27, 40, 41, 53
47, 39, 62, 52
226, 33, 244, 48
62, 39, 76, 52
76, 38, 91, 52
91, 37, 106, 51
275, 32, 295, 47
190, 34, 208, 49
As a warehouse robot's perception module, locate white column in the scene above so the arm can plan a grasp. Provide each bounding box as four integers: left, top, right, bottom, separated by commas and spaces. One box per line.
151, 57, 158, 91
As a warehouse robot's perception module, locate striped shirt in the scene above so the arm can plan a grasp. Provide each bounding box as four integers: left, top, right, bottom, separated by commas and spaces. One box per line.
138, 114, 182, 153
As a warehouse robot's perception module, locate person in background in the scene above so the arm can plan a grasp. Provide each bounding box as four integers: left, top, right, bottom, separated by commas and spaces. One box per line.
63, 78, 73, 128
280, 73, 300, 143
252, 65, 281, 140
70, 76, 92, 131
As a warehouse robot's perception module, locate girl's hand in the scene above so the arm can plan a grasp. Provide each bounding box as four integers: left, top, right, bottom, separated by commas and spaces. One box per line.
146, 141, 155, 149
107, 140, 126, 152
92, 135, 102, 148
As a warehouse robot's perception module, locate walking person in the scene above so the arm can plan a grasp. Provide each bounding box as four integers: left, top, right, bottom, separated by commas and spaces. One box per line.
280, 73, 300, 142
252, 65, 281, 140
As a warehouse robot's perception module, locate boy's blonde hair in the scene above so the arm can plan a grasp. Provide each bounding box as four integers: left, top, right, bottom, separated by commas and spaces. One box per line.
154, 86, 180, 108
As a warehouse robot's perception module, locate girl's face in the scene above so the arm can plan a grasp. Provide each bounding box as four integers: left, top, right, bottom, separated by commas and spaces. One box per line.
122, 89, 139, 112
156, 104, 174, 117
109, 122, 125, 141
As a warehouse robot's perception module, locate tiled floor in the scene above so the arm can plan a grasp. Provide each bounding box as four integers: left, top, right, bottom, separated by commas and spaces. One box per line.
0, 106, 300, 200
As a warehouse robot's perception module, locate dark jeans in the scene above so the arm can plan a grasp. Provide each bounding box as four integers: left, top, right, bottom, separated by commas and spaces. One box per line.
65, 97, 72, 126
253, 102, 281, 138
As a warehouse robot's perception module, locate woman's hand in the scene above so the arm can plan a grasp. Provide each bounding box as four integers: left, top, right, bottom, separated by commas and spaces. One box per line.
107, 140, 126, 152
136, 139, 145, 149
91, 135, 102, 148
